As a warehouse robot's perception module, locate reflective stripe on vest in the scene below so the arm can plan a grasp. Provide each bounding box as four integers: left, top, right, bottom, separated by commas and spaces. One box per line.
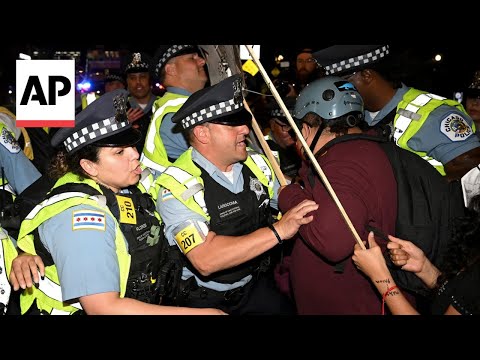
140, 153, 167, 174
24, 191, 104, 221
35, 274, 83, 311
158, 149, 275, 221
0, 183, 15, 195
392, 89, 468, 175
249, 153, 274, 190
142, 95, 188, 174
0, 229, 14, 314
138, 167, 154, 194
394, 92, 445, 144
164, 166, 208, 216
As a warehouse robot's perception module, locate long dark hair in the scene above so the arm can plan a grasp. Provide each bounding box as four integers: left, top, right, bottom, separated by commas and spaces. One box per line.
48, 145, 100, 181
437, 194, 480, 285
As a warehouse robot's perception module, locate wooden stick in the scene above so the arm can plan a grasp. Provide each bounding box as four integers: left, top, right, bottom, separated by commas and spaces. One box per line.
243, 100, 287, 186
244, 45, 365, 250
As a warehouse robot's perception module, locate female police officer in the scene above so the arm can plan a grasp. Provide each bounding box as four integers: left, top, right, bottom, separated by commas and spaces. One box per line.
6, 89, 224, 315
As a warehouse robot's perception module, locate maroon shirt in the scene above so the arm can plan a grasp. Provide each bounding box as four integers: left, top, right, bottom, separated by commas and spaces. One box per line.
278, 139, 397, 314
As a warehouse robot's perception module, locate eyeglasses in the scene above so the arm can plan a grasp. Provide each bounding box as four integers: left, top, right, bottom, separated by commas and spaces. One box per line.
296, 58, 317, 65
274, 120, 291, 132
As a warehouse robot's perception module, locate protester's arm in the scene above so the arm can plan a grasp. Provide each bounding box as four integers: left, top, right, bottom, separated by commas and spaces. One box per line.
352, 232, 420, 315
387, 235, 441, 289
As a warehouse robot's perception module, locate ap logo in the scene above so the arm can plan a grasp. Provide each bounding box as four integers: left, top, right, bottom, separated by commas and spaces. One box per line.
16, 60, 75, 128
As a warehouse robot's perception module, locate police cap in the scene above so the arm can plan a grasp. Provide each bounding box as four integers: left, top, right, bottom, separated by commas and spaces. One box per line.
124, 52, 152, 74
104, 68, 126, 86
267, 97, 296, 124
154, 45, 199, 76
172, 74, 251, 130
313, 45, 390, 76
465, 70, 480, 98
52, 89, 141, 154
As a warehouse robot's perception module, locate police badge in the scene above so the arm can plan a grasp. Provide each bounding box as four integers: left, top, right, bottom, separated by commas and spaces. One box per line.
0, 127, 21, 154
113, 94, 128, 123
233, 76, 243, 105
250, 176, 266, 200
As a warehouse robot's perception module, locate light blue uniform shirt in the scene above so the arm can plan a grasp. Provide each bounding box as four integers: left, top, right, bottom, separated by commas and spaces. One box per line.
157, 148, 280, 291
39, 204, 123, 302
0, 128, 41, 195
366, 84, 480, 165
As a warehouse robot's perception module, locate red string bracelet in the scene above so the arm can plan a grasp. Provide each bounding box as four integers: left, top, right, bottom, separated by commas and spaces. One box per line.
382, 285, 398, 315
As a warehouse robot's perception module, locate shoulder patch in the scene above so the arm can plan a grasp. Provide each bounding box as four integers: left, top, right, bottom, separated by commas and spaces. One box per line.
161, 188, 174, 202
72, 210, 106, 231
440, 113, 473, 141
0, 127, 21, 153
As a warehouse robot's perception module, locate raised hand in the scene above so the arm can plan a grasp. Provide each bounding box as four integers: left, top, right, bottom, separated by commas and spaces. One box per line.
127, 108, 145, 124
274, 199, 318, 240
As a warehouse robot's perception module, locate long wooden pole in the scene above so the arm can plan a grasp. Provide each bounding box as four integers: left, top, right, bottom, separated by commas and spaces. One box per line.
243, 100, 287, 186
244, 45, 365, 250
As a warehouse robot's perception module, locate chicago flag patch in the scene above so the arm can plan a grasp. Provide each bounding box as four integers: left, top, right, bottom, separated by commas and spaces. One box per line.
72, 210, 106, 231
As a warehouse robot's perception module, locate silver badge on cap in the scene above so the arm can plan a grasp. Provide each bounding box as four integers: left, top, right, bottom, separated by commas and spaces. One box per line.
132, 53, 142, 66
233, 77, 243, 105
113, 95, 128, 123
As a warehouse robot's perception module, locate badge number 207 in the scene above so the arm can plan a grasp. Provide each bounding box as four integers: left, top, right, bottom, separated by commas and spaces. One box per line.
175, 223, 204, 254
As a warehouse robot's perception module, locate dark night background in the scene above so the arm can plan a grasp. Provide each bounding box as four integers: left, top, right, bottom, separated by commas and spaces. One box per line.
1, 43, 479, 106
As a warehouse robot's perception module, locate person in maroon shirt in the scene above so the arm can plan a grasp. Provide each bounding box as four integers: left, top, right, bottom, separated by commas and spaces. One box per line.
278, 76, 398, 314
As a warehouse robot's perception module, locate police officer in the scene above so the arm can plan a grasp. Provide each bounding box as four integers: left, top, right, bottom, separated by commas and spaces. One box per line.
6, 89, 224, 315
124, 52, 157, 154
264, 97, 301, 181
104, 68, 126, 93
313, 45, 480, 182
0, 226, 17, 314
154, 75, 318, 315
0, 111, 41, 315
464, 70, 480, 127
141, 45, 208, 181
0, 119, 41, 229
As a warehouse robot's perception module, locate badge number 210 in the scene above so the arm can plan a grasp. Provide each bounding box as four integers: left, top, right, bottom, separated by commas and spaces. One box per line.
120, 200, 134, 219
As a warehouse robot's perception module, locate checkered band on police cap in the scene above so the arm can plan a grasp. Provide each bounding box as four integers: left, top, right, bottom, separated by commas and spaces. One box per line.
181, 98, 243, 129
63, 116, 129, 152
270, 108, 294, 118
155, 45, 195, 75
324, 45, 389, 75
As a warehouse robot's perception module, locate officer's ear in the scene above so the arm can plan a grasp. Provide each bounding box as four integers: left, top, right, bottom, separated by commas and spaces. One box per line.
192, 123, 210, 145
80, 158, 98, 177
358, 69, 375, 84
164, 61, 176, 77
